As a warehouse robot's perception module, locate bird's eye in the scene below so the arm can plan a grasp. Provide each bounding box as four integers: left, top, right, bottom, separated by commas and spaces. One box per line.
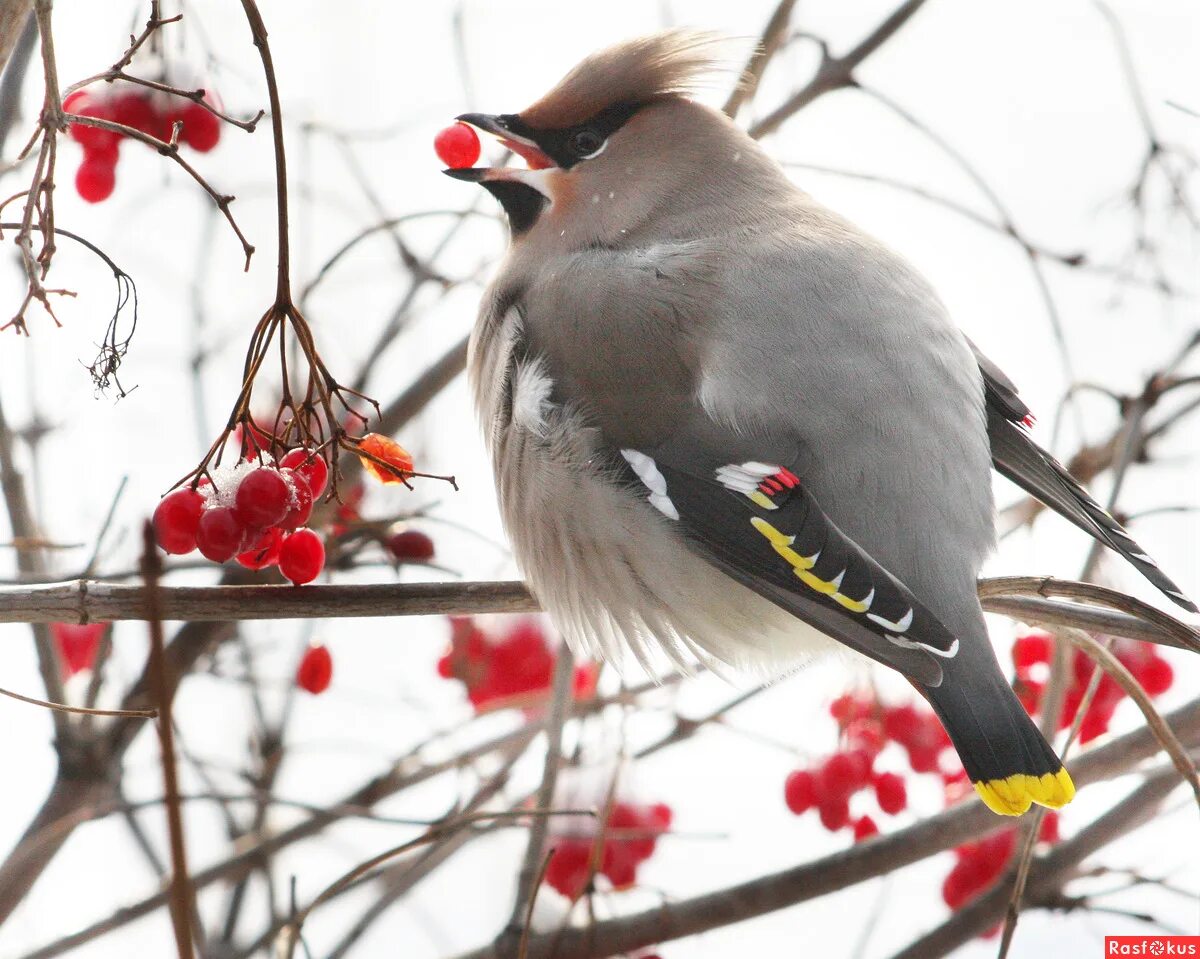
569, 129, 605, 159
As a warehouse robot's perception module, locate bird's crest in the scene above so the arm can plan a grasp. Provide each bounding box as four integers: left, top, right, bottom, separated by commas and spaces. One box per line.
520, 30, 745, 130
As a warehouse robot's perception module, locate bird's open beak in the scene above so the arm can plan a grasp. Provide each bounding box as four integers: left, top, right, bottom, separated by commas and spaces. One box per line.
445, 113, 556, 178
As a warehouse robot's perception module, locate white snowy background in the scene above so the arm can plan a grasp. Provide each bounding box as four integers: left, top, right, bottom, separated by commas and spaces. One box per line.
0, 0, 1197, 956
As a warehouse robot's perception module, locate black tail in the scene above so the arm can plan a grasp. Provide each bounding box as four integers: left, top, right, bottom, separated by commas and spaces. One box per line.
921, 631, 1074, 816
988, 408, 1197, 613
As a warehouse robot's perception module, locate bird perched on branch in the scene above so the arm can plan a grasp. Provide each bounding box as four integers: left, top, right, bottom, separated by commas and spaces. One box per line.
443, 30, 1195, 816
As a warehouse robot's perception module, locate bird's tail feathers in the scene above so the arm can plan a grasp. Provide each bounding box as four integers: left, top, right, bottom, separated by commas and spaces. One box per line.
924, 644, 1075, 816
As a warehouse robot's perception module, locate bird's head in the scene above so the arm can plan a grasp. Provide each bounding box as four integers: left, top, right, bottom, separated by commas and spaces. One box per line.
445, 30, 768, 248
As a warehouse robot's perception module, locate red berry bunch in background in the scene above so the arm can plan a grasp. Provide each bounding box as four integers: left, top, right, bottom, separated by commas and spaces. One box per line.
783, 692, 953, 840
1010, 630, 1175, 743
152, 452, 327, 584
544, 800, 673, 900
50, 622, 108, 677
295, 643, 333, 695
436, 617, 598, 712
64, 87, 222, 203
942, 813, 1060, 926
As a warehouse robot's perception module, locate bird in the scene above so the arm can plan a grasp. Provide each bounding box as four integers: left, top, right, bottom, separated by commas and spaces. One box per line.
442, 30, 1196, 816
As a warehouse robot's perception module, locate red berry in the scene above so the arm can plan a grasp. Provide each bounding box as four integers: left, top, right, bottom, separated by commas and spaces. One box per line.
235, 467, 290, 527
907, 744, 941, 774
295, 643, 333, 694
279, 448, 329, 498
1012, 632, 1053, 672
278, 469, 314, 530
153, 488, 205, 554
819, 752, 866, 798
68, 96, 120, 150
62, 90, 88, 113
75, 155, 116, 203
51, 622, 106, 676
784, 769, 816, 814
1014, 676, 1045, 716
386, 529, 435, 562
546, 839, 592, 899
852, 815, 879, 842
646, 803, 673, 830
601, 841, 639, 888
434, 121, 481, 169
830, 693, 874, 725
110, 92, 155, 134
1039, 811, 1061, 843
572, 662, 599, 699
817, 794, 850, 831
883, 704, 921, 745
236, 527, 283, 570
195, 507, 246, 562
177, 102, 221, 152
844, 718, 886, 756
1139, 655, 1174, 696
279, 529, 325, 585
872, 771, 908, 814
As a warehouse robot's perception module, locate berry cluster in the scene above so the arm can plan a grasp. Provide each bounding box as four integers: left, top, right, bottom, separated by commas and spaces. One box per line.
545, 800, 673, 900
1011, 630, 1174, 743
296, 643, 333, 695
942, 812, 1060, 925
51, 622, 108, 677
436, 617, 598, 712
64, 88, 221, 203
152, 450, 328, 585
782, 693, 953, 840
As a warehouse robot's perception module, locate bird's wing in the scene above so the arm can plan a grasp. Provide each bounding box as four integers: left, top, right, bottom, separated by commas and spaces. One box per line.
969, 341, 1197, 612
613, 441, 957, 686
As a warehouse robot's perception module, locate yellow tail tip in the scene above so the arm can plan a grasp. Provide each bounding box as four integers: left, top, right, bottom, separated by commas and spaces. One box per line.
973, 768, 1075, 816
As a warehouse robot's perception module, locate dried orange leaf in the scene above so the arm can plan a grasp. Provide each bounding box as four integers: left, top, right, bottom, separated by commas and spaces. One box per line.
357, 433, 414, 484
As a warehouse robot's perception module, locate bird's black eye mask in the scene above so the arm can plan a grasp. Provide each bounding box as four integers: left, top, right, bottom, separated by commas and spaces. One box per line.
498, 101, 641, 169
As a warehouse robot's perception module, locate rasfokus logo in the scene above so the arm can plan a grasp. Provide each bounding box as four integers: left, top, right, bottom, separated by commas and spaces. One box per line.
1106, 937, 1200, 956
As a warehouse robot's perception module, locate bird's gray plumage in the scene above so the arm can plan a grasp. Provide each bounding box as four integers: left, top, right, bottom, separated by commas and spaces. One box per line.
451, 29, 1190, 813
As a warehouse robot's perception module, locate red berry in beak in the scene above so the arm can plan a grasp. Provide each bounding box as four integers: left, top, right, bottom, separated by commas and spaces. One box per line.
434, 121, 480, 169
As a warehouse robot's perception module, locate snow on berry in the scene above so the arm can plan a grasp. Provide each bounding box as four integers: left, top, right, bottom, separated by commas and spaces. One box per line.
295, 643, 333, 694
235, 467, 291, 527
51, 622, 107, 677
278, 469, 314, 530
278, 447, 329, 498
279, 529, 325, 585
434, 121, 481, 169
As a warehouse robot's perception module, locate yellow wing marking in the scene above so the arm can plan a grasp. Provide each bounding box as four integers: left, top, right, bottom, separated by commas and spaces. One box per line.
749, 517, 871, 612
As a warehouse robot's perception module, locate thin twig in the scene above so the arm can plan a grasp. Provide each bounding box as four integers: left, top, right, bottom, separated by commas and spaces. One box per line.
140, 522, 197, 959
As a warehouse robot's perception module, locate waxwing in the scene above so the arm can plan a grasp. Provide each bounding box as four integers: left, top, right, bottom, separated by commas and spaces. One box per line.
444, 30, 1195, 816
